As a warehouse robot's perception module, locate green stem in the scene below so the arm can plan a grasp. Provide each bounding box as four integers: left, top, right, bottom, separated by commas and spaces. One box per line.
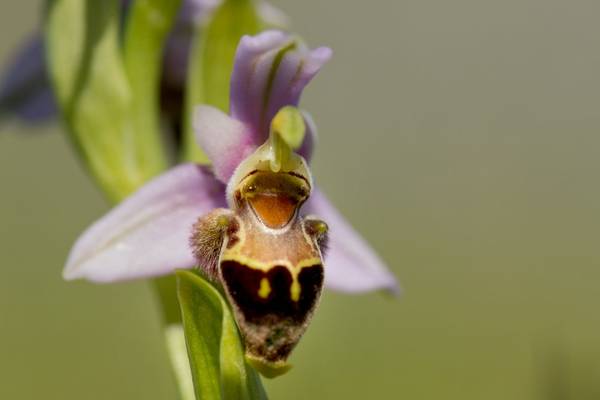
152, 276, 196, 399
164, 320, 196, 400
153, 275, 184, 325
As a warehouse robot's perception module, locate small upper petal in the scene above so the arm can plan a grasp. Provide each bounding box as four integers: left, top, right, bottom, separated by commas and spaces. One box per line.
304, 189, 400, 294
64, 164, 226, 283
193, 105, 254, 182
229, 30, 331, 147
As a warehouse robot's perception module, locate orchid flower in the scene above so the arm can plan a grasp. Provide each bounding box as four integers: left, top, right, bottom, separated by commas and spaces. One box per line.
63, 30, 398, 294
3, 0, 401, 392
62, 30, 398, 370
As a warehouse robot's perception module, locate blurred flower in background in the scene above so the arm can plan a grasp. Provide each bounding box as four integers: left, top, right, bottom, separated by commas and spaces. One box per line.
0, 32, 55, 123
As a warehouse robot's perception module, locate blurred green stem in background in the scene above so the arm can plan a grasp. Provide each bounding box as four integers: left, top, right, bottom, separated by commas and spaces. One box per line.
44, 0, 175, 201
182, 0, 261, 162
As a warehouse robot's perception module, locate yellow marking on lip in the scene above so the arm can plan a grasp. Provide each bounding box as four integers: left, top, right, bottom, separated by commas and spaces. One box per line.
219, 255, 322, 302
220, 254, 322, 273
258, 278, 271, 299
290, 279, 301, 302
220, 255, 289, 272
296, 258, 323, 270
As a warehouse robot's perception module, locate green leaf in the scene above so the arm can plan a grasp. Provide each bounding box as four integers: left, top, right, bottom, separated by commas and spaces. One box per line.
181, 0, 261, 162
176, 270, 267, 400
44, 0, 174, 201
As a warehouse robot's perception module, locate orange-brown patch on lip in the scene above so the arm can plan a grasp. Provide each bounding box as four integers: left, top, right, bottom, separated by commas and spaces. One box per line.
249, 194, 298, 229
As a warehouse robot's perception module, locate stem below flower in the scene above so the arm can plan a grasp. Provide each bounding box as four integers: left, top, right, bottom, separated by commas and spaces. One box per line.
152, 276, 196, 400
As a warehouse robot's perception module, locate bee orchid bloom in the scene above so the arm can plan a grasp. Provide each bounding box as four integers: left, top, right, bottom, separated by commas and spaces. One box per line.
63, 30, 398, 369
63, 30, 398, 296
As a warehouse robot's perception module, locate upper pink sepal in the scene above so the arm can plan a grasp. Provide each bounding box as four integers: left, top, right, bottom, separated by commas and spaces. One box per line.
229, 31, 331, 144
193, 105, 253, 182
194, 31, 331, 183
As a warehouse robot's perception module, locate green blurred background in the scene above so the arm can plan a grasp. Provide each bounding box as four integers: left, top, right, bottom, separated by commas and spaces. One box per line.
2, 0, 600, 399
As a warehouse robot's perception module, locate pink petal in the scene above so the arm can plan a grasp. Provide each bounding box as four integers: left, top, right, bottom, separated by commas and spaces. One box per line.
64, 164, 226, 283
229, 30, 289, 135
193, 105, 254, 182
229, 30, 331, 146
304, 189, 400, 294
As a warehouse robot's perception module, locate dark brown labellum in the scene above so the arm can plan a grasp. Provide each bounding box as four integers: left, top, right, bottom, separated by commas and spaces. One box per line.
220, 260, 324, 363
191, 169, 328, 375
